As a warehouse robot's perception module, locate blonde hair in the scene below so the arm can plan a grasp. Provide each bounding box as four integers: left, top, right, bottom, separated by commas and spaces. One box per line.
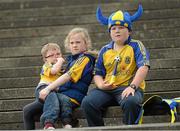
41, 43, 61, 59
64, 27, 92, 52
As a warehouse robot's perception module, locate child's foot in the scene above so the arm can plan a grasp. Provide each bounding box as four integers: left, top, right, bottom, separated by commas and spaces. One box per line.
64, 124, 72, 128
44, 122, 55, 130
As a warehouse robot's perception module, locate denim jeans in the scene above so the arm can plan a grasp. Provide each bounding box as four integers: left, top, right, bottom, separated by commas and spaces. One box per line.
40, 91, 60, 126
57, 93, 78, 125
35, 84, 47, 101
81, 87, 144, 126
40, 92, 78, 126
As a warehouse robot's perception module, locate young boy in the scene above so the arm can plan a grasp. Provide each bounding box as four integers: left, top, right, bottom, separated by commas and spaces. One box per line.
35, 43, 65, 101
39, 28, 96, 129
23, 43, 65, 130
81, 4, 150, 126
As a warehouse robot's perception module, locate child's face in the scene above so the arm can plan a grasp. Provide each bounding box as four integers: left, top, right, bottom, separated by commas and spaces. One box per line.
69, 33, 87, 55
45, 48, 61, 64
110, 25, 130, 44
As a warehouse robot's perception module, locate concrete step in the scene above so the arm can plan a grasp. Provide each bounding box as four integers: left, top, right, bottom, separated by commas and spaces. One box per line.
0, 56, 42, 68
0, 60, 180, 78
0, 34, 179, 49
1, 80, 180, 108
0, 35, 59, 48
2, 82, 180, 101
74, 122, 180, 130
3, 79, 180, 100
0, 1, 179, 20
0, 8, 179, 29
0, 10, 179, 29
0, 54, 179, 68
0, 0, 179, 11
0, 76, 38, 89
0, 9, 180, 29
0, 0, 180, 19
1, 121, 180, 130
146, 79, 180, 92
0, 46, 179, 59
0, 0, 119, 11
1, 69, 180, 88
0, 105, 180, 130
0, 26, 179, 42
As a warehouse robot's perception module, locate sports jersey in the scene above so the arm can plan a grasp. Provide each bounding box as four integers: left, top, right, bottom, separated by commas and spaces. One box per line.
58, 53, 95, 104
94, 38, 150, 90
39, 63, 63, 85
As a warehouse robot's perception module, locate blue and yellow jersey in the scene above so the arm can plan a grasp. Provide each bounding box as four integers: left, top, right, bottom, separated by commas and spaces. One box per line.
59, 53, 95, 104
94, 39, 150, 90
39, 63, 63, 85
67, 56, 90, 83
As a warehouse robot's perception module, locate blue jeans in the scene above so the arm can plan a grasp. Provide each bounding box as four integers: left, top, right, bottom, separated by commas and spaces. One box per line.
57, 93, 78, 125
81, 87, 144, 126
40, 92, 78, 126
35, 84, 47, 101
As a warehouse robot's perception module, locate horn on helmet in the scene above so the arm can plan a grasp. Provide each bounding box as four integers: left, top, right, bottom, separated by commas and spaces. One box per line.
130, 4, 143, 22
96, 6, 108, 25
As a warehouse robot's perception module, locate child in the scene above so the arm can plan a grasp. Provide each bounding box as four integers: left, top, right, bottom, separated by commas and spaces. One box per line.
39, 27, 96, 129
35, 43, 65, 101
81, 4, 150, 126
23, 43, 65, 130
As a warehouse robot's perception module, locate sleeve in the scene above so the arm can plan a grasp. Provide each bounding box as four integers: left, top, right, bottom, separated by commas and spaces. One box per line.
93, 47, 106, 77
67, 56, 90, 83
41, 64, 52, 77
133, 41, 150, 68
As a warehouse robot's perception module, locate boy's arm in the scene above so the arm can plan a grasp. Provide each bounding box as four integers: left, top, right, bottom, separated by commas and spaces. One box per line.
122, 65, 149, 98
50, 57, 65, 75
129, 65, 149, 88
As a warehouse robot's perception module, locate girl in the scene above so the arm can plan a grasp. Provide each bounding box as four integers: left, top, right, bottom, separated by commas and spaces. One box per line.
39, 27, 96, 129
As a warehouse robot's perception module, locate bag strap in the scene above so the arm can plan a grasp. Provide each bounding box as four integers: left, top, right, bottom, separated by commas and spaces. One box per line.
163, 99, 178, 123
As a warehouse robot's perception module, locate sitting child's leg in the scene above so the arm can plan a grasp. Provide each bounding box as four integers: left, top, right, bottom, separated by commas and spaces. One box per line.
23, 101, 43, 130
40, 92, 60, 129
57, 93, 78, 128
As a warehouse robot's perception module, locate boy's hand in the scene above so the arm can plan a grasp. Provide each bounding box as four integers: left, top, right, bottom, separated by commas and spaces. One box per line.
99, 80, 117, 90
121, 86, 135, 99
57, 57, 65, 64
39, 88, 51, 101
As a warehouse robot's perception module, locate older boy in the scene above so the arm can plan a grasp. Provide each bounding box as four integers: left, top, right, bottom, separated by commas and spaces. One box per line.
81, 4, 150, 126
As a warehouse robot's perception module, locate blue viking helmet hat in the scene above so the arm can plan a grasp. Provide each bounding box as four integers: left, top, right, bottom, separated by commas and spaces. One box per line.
96, 4, 143, 31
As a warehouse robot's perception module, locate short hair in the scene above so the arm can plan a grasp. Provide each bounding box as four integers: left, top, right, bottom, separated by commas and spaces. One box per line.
41, 43, 61, 59
64, 27, 92, 52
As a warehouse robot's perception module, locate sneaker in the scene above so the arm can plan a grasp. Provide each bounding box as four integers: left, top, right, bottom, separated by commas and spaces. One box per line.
44, 122, 55, 130
64, 124, 72, 128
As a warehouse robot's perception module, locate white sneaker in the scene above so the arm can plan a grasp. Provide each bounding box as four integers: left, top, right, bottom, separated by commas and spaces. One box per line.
64, 124, 72, 128
46, 127, 55, 130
